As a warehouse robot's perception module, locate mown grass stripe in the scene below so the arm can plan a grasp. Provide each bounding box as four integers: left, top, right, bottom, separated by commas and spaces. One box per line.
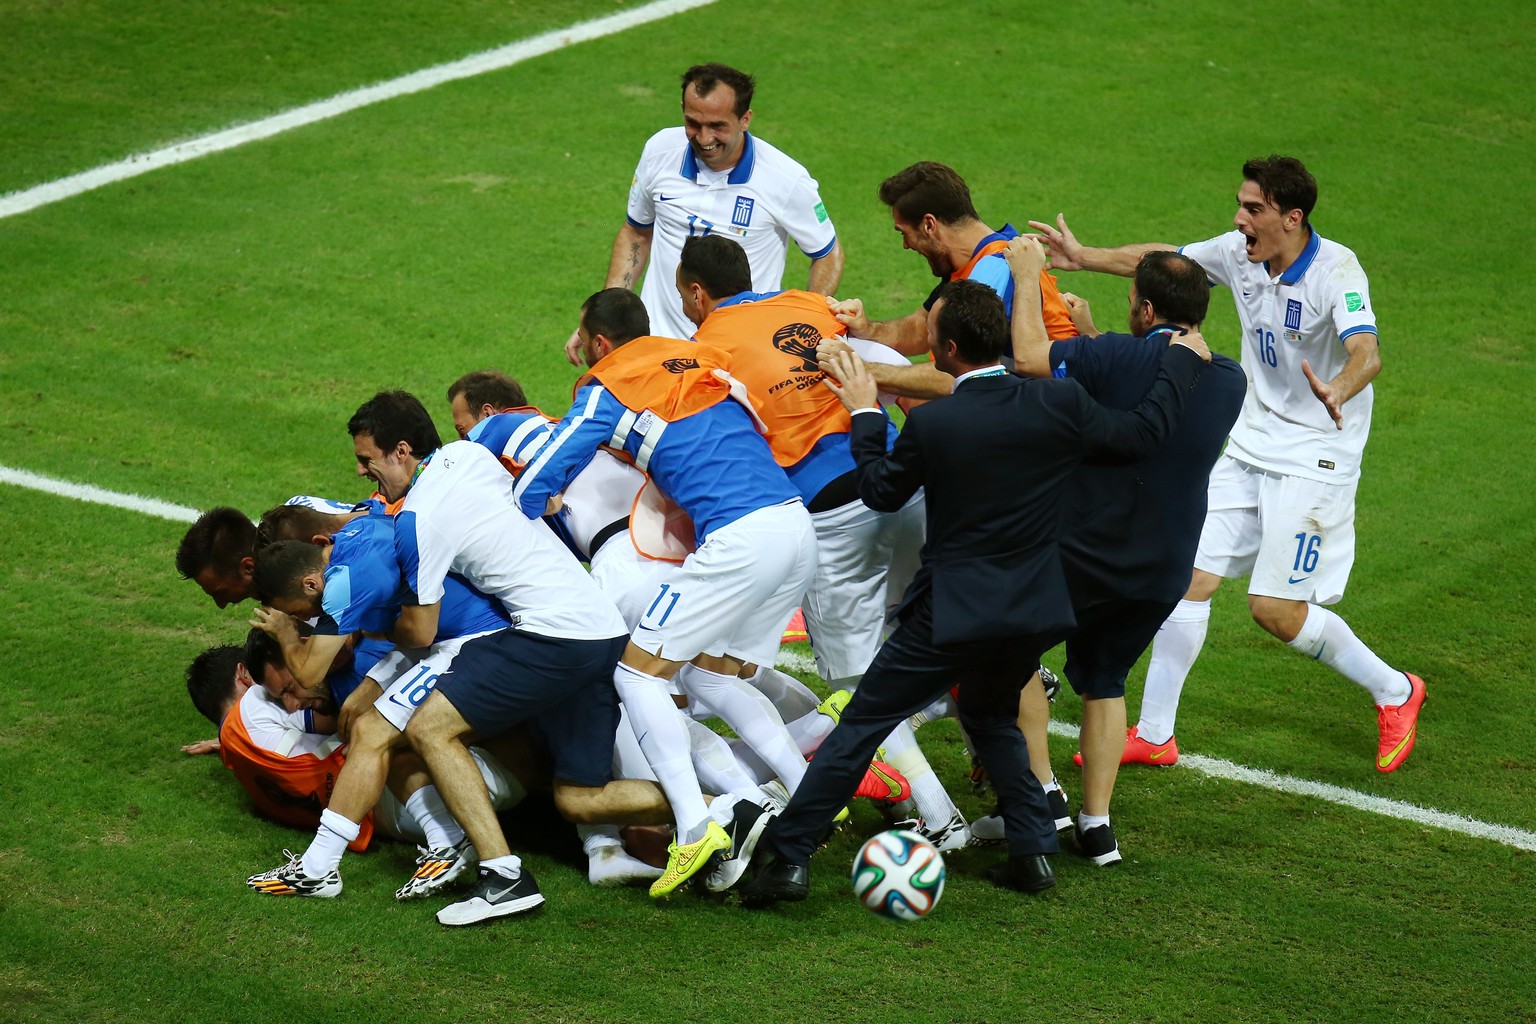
0, 0, 717, 220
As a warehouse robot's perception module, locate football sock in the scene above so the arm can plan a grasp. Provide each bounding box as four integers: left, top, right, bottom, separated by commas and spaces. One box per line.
679, 664, 807, 793
577, 823, 623, 856
909, 694, 957, 728
1139, 597, 1211, 744
612, 662, 712, 840
881, 720, 959, 825
481, 854, 522, 880
1287, 605, 1411, 706
785, 708, 836, 756
302, 808, 359, 877
1078, 812, 1110, 831
1043, 776, 1064, 796
707, 794, 742, 829
403, 785, 463, 850
685, 718, 765, 804
745, 666, 821, 719
611, 706, 658, 783
586, 845, 663, 886
747, 666, 832, 755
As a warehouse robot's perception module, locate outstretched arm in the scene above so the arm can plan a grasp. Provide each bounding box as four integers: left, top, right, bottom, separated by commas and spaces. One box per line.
1027, 213, 1176, 278
1303, 332, 1381, 430
827, 296, 930, 355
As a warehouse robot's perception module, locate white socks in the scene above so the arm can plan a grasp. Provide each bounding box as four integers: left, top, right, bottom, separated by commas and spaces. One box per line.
579, 824, 661, 886
403, 785, 463, 851
612, 662, 712, 841
685, 718, 765, 804
881, 719, 959, 826
1139, 597, 1211, 744
302, 808, 359, 877
1286, 604, 1410, 706
679, 664, 807, 794
482, 854, 522, 880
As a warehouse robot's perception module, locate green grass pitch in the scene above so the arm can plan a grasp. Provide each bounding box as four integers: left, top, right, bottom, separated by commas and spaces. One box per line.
2, 1, 1533, 1021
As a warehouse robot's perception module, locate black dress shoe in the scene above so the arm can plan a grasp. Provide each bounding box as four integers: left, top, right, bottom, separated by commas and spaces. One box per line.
987, 854, 1056, 893
737, 855, 809, 908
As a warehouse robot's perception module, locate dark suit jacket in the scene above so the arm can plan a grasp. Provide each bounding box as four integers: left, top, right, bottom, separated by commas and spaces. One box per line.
850, 345, 1205, 645
1051, 328, 1246, 602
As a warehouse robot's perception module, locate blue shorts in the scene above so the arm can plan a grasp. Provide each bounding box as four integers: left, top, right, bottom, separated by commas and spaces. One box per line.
1061, 597, 1178, 699
436, 629, 627, 787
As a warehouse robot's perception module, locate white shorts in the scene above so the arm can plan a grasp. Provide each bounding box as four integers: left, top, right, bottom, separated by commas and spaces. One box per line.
630, 501, 818, 667
372, 745, 525, 844
370, 629, 505, 731
803, 491, 925, 681
589, 534, 674, 632
1194, 455, 1357, 605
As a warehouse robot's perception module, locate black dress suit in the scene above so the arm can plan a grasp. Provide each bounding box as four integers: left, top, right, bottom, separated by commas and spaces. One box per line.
1050, 328, 1246, 697
759, 345, 1207, 866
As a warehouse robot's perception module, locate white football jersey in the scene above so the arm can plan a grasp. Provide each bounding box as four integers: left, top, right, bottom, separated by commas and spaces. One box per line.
237, 685, 339, 759
396, 441, 627, 641
1180, 230, 1377, 483
627, 127, 837, 341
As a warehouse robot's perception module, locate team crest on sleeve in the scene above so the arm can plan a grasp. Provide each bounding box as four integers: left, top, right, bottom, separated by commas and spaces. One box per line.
731, 196, 755, 228
662, 357, 700, 373
771, 322, 824, 374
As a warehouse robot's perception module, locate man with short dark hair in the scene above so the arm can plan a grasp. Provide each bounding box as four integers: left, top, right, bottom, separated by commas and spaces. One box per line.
829, 161, 1077, 360
566, 62, 842, 352
525, 287, 817, 898
1030, 154, 1426, 774
445, 370, 530, 440
737, 278, 1211, 906
342, 392, 670, 924
176, 507, 259, 608
1002, 239, 1246, 864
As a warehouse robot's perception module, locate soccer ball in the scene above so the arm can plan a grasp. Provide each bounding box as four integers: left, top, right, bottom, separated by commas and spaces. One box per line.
850, 829, 945, 920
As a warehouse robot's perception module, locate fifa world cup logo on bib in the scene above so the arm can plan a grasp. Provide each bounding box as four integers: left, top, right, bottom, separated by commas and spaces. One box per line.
771, 322, 823, 375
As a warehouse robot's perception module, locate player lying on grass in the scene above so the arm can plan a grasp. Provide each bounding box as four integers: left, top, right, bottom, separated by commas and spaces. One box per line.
185, 634, 663, 887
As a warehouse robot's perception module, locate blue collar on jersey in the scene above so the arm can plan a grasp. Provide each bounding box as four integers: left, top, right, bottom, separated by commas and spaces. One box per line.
968, 222, 1020, 258
1143, 323, 1188, 339
1270, 227, 1322, 285
714, 288, 785, 310
680, 132, 757, 184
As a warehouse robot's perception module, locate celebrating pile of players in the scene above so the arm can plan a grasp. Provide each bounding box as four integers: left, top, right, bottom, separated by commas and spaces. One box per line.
177, 62, 1426, 924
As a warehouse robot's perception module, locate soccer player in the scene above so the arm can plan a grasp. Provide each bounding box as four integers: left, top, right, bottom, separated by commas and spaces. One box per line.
176, 496, 373, 608
184, 635, 522, 860
244, 504, 516, 902
827, 161, 1077, 361
522, 288, 817, 897
677, 234, 965, 848
566, 62, 842, 352
445, 369, 529, 439
1029, 154, 1426, 772
344, 392, 670, 924
1002, 238, 1246, 863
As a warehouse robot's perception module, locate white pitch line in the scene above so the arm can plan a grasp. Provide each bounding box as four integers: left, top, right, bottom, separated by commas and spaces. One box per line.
773, 651, 1536, 853
0, 464, 199, 522
0, 0, 718, 221
7, 462, 1526, 854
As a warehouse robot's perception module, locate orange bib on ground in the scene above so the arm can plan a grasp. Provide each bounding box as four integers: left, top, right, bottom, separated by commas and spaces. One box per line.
219, 709, 374, 852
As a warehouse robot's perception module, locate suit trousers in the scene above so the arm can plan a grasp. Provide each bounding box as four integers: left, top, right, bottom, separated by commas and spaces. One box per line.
763, 591, 1065, 865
